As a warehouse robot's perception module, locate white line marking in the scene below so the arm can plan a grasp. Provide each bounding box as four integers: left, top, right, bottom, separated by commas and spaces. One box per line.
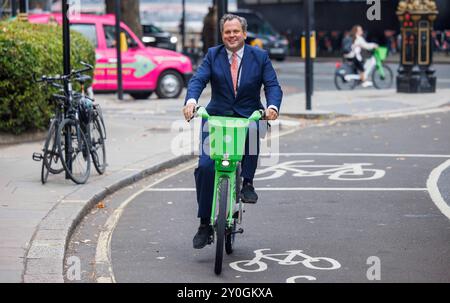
427, 159, 450, 220
145, 187, 427, 192
61, 200, 86, 203
286, 275, 317, 282
377, 105, 450, 119
145, 188, 196, 191
94, 162, 197, 283
259, 153, 450, 158
254, 160, 386, 181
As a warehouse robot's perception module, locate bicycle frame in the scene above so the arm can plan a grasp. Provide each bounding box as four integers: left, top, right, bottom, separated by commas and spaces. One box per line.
196, 107, 262, 229
373, 46, 388, 79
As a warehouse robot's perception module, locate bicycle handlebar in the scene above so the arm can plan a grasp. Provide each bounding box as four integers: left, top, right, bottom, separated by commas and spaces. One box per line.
34, 61, 94, 86
189, 106, 266, 122
73, 61, 93, 76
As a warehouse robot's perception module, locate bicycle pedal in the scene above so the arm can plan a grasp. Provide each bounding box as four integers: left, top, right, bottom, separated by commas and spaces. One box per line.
231, 228, 244, 235
208, 234, 214, 244
32, 153, 43, 161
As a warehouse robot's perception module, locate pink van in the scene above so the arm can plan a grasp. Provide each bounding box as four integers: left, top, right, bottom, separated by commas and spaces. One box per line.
29, 14, 193, 99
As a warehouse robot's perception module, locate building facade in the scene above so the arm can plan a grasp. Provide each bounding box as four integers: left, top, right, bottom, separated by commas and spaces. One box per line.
237, 0, 450, 56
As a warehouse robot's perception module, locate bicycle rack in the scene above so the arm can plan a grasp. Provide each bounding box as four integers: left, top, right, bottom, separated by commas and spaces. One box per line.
32, 152, 43, 162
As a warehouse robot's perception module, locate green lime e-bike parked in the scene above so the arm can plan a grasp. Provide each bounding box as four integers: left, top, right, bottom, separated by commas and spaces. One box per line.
194, 106, 265, 275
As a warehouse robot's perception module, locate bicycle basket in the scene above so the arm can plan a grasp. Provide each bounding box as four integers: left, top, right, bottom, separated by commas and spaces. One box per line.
374, 46, 388, 61
207, 116, 250, 161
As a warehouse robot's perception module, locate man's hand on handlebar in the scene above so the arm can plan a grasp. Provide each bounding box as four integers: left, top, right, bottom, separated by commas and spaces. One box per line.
183, 103, 196, 121
183, 105, 277, 121
265, 108, 278, 120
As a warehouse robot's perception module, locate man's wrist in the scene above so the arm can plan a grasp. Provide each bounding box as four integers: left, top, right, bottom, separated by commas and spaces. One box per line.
268, 105, 278, 114
186, 98, 197, 106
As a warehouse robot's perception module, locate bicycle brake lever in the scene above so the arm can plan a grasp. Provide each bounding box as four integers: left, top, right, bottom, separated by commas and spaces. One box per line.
186, 105, 201, 123
259, 109, 266, 120
80, 61, 94, 69
187, 111, 197, 123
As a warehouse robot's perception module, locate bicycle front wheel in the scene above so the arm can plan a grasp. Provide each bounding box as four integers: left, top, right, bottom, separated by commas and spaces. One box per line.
57, 119, 91, 184
43, 119, 65, 175
41, 152, 50, 184
226, 166, 241, 255
215, 177, 228, 275
90, 115, 107, 175
372, 64, 393, 89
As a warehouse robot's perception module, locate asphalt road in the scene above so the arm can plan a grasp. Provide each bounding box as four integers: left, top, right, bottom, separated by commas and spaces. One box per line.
274, 61, 450, 92
66, 109, 450, 283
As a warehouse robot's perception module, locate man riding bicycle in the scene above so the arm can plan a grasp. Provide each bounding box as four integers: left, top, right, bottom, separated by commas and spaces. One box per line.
343, 25, 378, 88
182, 14, 283, 249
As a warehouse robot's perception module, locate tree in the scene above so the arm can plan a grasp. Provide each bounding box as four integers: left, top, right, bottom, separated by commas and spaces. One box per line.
105, 0, 142, 38
28, 0, 52, 12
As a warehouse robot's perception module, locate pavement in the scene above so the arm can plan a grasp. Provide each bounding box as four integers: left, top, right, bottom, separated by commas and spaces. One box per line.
0, 87, 449, 283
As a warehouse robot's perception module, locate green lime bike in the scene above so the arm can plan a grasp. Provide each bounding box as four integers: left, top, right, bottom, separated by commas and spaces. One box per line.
194, 106, 264, 275
334, 46, 394, 90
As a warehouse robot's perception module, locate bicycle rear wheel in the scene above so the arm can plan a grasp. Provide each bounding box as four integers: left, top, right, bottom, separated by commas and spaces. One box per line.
57, 118, 91, 184
334, 66, 357, 90
93, 104, 107, 139
372, 64, 393, 89
215, 177, 228, 275
225, 220, 237, 255
90, 115, 106, 175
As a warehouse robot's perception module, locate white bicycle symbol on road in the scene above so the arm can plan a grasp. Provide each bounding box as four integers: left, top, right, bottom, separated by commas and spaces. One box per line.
254, 160, 386, 181
229, 249, 341, 282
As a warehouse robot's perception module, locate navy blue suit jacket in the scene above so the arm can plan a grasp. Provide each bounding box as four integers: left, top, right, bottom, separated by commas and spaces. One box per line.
185, 44, 283, 118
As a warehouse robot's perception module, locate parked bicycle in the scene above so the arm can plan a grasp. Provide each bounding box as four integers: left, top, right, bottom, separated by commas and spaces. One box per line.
74, 71, 107, 175
193, 106, 265, 275
334, 46, 393, 90
32, 76, 66, 184
33, 62, 107, 184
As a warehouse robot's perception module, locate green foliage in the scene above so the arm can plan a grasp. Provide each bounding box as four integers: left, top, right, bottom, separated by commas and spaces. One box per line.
0, 20, 95, 134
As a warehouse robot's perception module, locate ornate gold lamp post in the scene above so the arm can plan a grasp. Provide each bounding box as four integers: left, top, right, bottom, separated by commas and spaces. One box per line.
396, 0, 439, 93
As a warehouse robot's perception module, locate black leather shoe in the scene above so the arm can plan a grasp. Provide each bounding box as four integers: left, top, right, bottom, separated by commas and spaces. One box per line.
193, 224, 214, 249
241, 183, 258, 204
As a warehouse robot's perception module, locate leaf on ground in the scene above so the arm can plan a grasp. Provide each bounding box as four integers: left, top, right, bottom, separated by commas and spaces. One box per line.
97, 201, 105, 209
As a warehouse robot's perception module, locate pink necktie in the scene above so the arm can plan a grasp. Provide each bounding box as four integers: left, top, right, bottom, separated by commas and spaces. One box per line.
230, 52, 238, 95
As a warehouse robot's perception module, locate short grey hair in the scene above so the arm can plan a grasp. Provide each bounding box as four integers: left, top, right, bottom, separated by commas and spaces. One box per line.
220, 14, 247, 33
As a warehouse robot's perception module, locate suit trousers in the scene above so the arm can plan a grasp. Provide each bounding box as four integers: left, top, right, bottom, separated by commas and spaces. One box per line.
194, 118, 260, 219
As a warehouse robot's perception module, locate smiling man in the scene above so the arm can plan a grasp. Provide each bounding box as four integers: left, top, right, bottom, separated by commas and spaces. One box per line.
183, 14, 283, 249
